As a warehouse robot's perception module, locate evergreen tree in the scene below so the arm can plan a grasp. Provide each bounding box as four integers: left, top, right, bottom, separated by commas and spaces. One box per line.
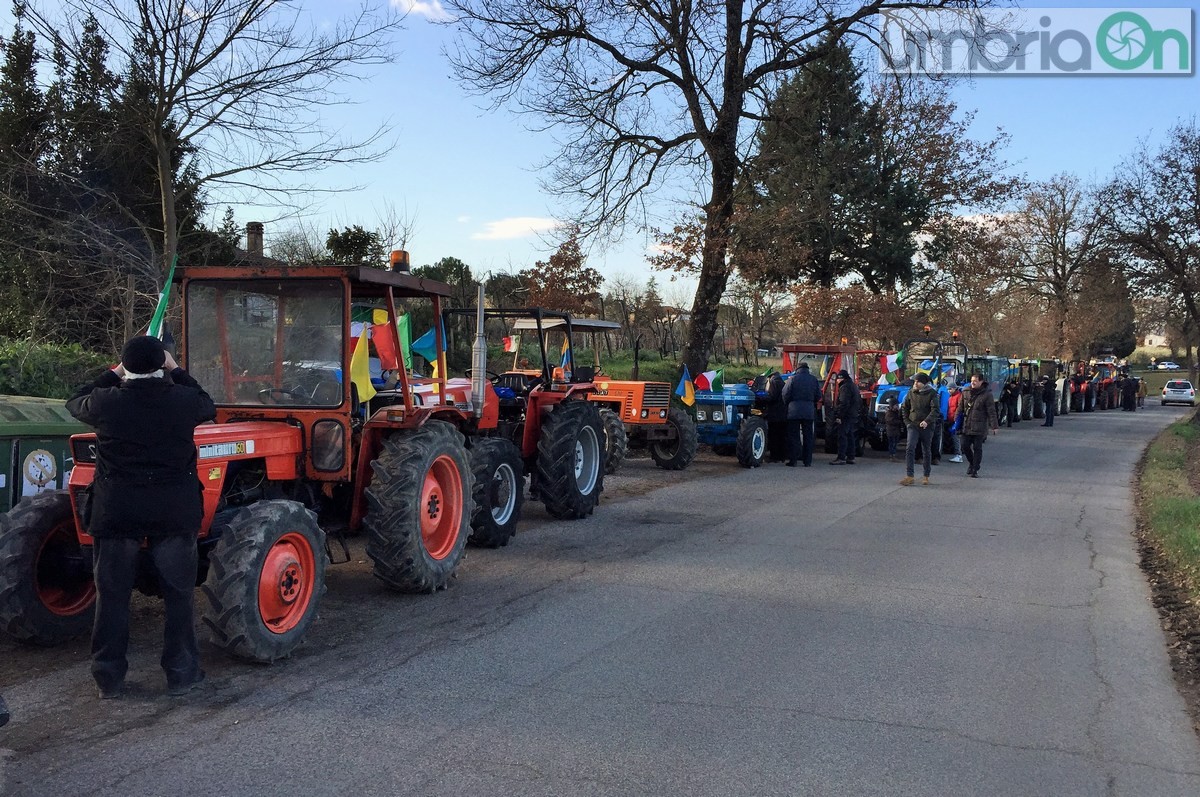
735, 39, 929, 292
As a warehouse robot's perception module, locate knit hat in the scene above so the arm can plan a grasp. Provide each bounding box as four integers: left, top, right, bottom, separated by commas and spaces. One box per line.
914, 373, 931, 384
836, 369, 850, 379
121, 335, 166, 375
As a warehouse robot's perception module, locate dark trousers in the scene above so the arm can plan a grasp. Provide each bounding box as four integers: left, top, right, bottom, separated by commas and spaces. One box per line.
836, 419, 858, 461
1043, 401, 1055, 426
92, 534, 200, 692
767, 420, 788, 462
905, 425, 933, 477
963, 434, 986, 473
1004, 400, 1017, 426
787, 418, 815, 465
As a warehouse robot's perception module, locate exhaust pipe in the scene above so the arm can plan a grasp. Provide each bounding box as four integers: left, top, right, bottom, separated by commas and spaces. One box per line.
471, 283, 487, 418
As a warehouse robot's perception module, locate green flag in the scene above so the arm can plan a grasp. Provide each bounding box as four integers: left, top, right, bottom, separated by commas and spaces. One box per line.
398, 313, 412, 371
146, 255, 178, 339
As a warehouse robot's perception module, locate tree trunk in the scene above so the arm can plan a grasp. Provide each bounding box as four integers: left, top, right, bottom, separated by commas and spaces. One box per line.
682, 192, 736, 377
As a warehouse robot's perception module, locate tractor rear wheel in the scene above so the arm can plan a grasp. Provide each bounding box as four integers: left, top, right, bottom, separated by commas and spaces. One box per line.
468, 438, 524, 548
599, 408, 628, 475
736, 417, 768, 468
650, 407, 698, 471
0, 491, 95, 645
537, 400, 605, 519
365, 421, 471, 592
201, 500, 327, 663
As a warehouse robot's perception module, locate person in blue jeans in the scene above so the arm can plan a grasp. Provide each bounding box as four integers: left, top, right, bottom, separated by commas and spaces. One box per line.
899, 373, 941, 485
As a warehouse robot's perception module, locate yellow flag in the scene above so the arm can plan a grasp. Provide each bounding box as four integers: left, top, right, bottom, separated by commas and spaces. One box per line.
372, 308, 388, 325
350, 326, 376, 401
431, 359, 440, 394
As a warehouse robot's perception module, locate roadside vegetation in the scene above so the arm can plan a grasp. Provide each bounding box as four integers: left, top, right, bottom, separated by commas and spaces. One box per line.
1137, 413, 1200, 729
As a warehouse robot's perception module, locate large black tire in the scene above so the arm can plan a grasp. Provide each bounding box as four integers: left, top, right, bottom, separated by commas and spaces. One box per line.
365, 420, 472, 592
599, 408, 628, 475
537, 400, 605, 519
824, 419, 838, 454
650, 407, 699, 471
0, 491, 95, 645
201, 500, 327, 663
736, 416, 768, 468
468, 438, 525, 548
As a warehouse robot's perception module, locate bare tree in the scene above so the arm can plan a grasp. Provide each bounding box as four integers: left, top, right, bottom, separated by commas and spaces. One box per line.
1006, 175, 1105, 359
443, 0, 983, 376
1102, 120, 1200, 377
27, 0, 404, 285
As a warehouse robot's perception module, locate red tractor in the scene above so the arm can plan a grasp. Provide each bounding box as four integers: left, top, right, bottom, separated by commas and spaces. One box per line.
0, 257, 565, 662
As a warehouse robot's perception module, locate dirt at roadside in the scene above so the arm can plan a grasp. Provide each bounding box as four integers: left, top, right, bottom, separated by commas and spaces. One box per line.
1134, 430, 1200, 735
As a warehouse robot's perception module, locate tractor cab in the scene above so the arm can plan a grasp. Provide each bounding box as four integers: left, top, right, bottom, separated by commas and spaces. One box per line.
5, 255, 497, 664
506, 315, 696, 474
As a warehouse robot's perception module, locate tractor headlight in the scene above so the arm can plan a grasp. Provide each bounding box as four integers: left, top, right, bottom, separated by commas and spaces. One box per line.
641, 409, 649, 418
713, 411, 724, 421
696, 410, 707, 421
659, 409, 667, 418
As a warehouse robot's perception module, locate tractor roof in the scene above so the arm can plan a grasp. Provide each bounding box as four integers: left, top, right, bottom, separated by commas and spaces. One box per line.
510, 317, 621, 332
178, 264, 454, 299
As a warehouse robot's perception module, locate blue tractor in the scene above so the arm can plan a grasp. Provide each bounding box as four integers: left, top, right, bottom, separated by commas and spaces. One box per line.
692, 381, 773, 468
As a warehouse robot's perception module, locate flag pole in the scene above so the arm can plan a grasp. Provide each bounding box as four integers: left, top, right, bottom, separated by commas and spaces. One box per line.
146, 254, 179, 339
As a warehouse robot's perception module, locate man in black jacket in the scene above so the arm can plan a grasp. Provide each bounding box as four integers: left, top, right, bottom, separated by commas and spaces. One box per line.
67, 336, 216, 699
830, 370, 862, 465
782, 362, 821, 466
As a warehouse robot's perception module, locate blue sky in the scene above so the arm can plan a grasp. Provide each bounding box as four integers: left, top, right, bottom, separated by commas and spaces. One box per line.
295, 0, 1199, 296
7, 1, 1198, 299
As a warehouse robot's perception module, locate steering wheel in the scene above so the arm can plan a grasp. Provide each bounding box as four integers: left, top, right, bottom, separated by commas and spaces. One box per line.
464, 368, 501, 382
259, 387, 310, 405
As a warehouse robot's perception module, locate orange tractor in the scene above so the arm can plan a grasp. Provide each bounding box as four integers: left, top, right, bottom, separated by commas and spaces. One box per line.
0, 258, 596, 661
507, 316, 697, 475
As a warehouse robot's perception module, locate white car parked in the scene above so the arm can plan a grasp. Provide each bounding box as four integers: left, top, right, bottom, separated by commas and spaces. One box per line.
1162, 379, 1196, 406
1156, 361, 1182, 371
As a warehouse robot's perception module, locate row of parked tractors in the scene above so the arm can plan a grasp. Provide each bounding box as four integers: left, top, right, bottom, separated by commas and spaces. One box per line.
0, 257, 1131, 665
0, 259, 703, 664
688, 337, 1125, 469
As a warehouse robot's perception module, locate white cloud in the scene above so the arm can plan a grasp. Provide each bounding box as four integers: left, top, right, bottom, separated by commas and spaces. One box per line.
392, 0, 454, 22
472, 217, 561, 241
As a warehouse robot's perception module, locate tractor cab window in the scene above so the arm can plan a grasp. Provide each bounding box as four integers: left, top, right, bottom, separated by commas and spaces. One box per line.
792, 354, 832, 381
186, 279, 345, 406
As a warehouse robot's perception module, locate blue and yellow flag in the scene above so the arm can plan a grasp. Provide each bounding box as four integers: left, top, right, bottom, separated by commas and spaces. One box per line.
676, 364, 695, 406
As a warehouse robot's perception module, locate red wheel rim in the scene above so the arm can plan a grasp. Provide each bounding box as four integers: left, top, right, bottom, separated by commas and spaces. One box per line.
36, 519, 96, 617
420, 454, 464, 560
258, 532, 316, 633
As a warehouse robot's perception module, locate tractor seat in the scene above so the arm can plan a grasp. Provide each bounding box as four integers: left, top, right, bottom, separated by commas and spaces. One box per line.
497, 372, 533, 393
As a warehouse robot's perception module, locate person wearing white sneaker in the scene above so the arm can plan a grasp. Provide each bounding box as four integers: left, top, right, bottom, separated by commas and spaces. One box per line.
945, 381, 965, 464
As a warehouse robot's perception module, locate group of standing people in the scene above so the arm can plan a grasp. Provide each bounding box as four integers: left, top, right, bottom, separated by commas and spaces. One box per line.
765, 365, 863, 468
888, 371, 1000, 485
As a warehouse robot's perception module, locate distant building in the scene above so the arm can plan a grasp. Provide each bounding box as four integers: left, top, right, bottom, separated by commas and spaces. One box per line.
1143, 330, 1167, 348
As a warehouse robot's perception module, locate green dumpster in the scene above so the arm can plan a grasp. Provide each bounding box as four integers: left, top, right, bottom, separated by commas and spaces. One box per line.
0, 395, 87, 514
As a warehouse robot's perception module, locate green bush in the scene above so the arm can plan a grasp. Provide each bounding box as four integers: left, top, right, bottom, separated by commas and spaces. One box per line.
0, 339, 113, 399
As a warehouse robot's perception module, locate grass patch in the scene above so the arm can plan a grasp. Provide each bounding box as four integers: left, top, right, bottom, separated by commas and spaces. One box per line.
1141, 417, 1200, 592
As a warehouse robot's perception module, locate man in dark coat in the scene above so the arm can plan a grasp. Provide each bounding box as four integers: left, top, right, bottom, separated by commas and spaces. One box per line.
1121, 373, 1138, 411
956, 371, 1000, 477
67, 336, 216, 699
764, 371, 788, 463
830, 370, 861, 465
782, 362, 821, 467
900, 373, 940, 485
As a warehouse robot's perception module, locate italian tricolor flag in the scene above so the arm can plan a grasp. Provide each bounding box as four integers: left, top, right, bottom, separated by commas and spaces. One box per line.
877, 351, 903, 386
694, 369, 724, 391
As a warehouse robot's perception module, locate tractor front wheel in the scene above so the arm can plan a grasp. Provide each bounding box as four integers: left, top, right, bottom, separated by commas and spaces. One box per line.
650, 407, 698, 471
0, 491, 95, 645
365, 421, 472, 592
599, 408, 628, 475
736, 417, 768, 468
537, 401, 605, 519
201, 500, 327, 663
468, 438, 525, 548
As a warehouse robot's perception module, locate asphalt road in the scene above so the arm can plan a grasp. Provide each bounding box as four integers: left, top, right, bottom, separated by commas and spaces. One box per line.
2, 401, 1199, 796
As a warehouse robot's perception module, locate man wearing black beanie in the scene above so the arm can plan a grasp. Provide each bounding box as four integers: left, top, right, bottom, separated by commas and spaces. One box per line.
66, 335, 216, 699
